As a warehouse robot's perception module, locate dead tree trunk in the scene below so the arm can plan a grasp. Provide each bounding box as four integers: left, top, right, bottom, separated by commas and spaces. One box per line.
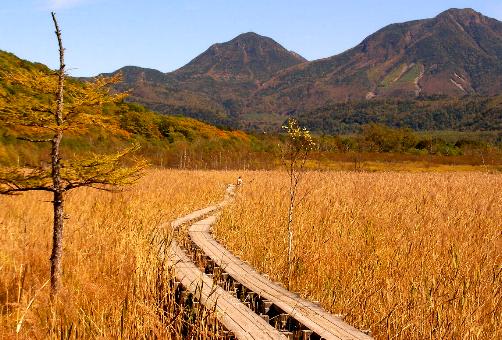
49, 12, 66, 298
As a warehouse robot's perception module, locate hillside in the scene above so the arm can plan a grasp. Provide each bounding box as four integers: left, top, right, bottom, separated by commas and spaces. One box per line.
106, 8, 502, 132
106, 33, 306, 128
297, 96, 502, 134
1, 49, 501, 170
0, 50, 260, 168
255, 8, 502, 113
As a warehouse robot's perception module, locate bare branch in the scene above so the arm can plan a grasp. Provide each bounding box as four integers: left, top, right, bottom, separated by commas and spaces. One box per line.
16, 123, 57, 132
17, 136, 52, 143
61, 144, 147, 192
0, 166, 53, 196
64, 182, 125, 192
0, 186, 54, 195
31, 106, 55, 115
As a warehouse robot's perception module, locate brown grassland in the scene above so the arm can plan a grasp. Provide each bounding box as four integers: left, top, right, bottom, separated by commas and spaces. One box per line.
0, 169, 237, 339
1, 169, 501, 339
214, 171, 502, 339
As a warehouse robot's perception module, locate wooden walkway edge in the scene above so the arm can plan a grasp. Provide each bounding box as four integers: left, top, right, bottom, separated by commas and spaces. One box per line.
165, 190, 286, 339
164, 184, 372, 339
168, 240, 286, 339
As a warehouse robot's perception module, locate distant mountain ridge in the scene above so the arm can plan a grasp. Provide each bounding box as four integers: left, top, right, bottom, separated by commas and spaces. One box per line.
254, 8, 502, 113
99, 8, 502, 131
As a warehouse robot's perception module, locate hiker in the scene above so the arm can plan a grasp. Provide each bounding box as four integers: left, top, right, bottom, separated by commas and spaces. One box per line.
236, 176, 243, 186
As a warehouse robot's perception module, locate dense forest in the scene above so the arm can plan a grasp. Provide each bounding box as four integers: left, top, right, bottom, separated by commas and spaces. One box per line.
296, 96, 502, 134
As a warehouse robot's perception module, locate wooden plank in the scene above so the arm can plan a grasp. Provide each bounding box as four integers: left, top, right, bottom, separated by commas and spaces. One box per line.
168, 183, 235, 230
199, 233, 367, 339
189, 218, 372, 340
169, 239, 287, 340
170, 205, 219, 229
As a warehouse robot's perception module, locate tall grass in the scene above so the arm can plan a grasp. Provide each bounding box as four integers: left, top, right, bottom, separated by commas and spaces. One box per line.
3, 169, 500, 339
214, 171, 502, 339
0, 169, 237, 339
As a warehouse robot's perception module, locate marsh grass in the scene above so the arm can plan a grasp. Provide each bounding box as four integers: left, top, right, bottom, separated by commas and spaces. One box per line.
0, 169, 237, 339
3, 169, 500, 339
214, 171, 502, 339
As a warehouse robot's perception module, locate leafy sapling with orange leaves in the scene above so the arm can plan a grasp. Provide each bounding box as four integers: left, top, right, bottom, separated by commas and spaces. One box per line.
0, 12, 147, 298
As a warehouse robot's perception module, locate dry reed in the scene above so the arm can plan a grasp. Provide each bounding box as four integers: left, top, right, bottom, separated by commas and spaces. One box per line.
3, 169, 500, 339
214, 171, 502, 339
0, 169, 237, 339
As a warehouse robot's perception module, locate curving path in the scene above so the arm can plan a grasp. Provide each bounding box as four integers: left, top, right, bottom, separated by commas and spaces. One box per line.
167, 202, 285, 339
165, 184, 372, 339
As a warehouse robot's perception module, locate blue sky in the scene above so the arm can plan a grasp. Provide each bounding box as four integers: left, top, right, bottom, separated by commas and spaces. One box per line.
1, 0, 501, 76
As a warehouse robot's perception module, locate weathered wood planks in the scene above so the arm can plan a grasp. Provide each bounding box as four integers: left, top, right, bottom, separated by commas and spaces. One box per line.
168, 239, 287, 339
188, 208, 372, 339
164, 184, 372, 339
165, 187, 286, 339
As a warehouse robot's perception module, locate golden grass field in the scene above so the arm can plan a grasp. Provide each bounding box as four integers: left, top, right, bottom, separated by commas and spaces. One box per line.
1, 169, 501, 339
0, 170, 237, 339
214, 171, 502, 339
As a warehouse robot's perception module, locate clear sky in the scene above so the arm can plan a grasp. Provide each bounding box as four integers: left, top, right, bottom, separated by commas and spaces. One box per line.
1, 0, 501, 77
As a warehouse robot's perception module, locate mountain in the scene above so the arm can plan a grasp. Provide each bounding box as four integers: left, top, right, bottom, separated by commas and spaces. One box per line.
253, 8, 502, 113
103, 65, 236, 127
174, 32, 307, 82
104, 8, 502, 132
107, 33, 306, 128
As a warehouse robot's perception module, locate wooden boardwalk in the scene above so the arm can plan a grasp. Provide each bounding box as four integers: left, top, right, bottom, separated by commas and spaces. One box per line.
168, 240, 286, 339
164, 184, 372, 339
189, 216, 372, 340
166, 189, 285, 339
170, 205, 219, 229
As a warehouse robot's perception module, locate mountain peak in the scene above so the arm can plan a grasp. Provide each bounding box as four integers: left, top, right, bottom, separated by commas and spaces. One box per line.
257, 7, 502, 110
175, 32, 306, 82
436, 8, 486, 25
229, 32, 284, 47
439, 8, 479, 16
233, 32, 264, 40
